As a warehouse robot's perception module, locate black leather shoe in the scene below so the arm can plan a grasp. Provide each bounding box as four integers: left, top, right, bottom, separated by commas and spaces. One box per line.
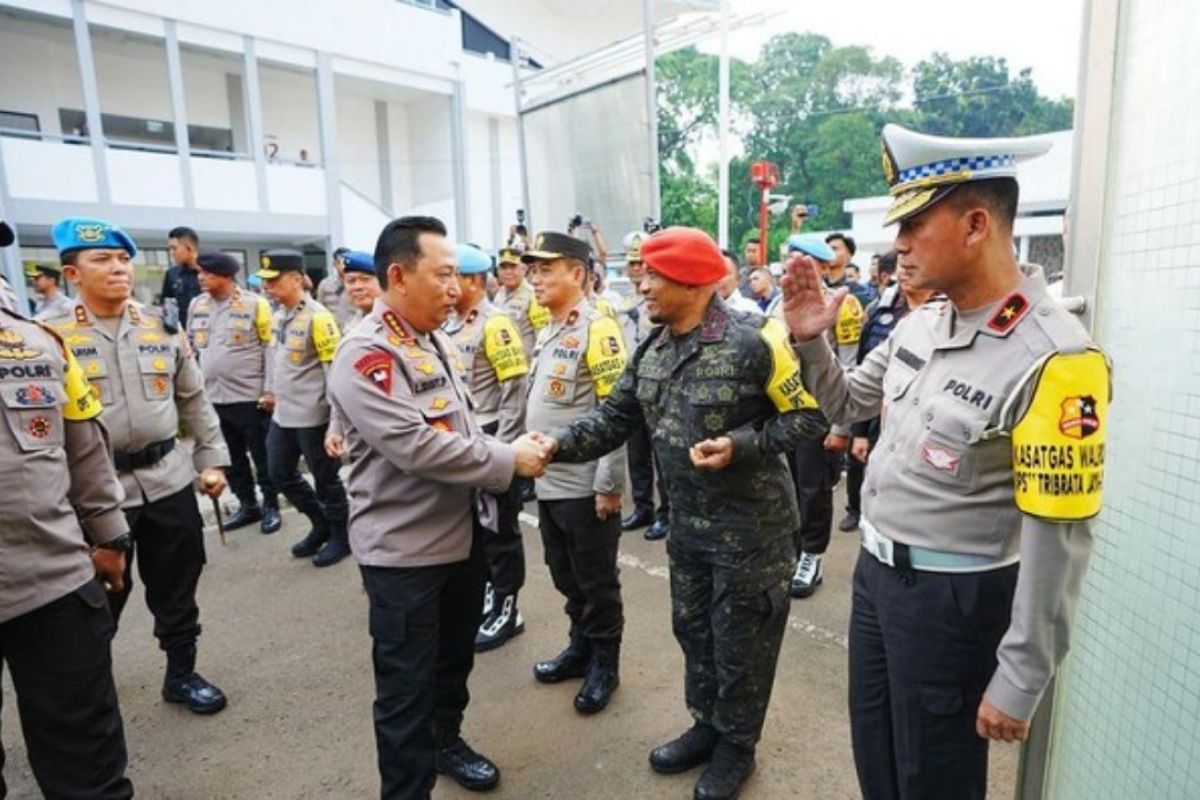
693, 741, 756, 800
574, 653, 619, 714
291, 523, 329, 558
649, 723, 719, 774
435, 737, 500, 792
261, 505, 282, 534
223, 504, 262, 530
312, 536, 351, 568
644, 519, 669, 541
621, 508, 654, 531
163, 672, 228, 715
534, 638, 591, 684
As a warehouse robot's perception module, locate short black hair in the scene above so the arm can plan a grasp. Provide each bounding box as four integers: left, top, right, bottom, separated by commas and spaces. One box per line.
946, 178, 1020, 230
332, 246, 350, 259
746, 233, 761, 244
878, 250, 898, 273
168, 226, 199, 246
61, 251, 79, 267
373, 216, 447, 289
825, 233, 856, 255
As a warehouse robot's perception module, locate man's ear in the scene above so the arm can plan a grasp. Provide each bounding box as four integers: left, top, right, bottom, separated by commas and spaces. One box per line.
963, 207, 991, 249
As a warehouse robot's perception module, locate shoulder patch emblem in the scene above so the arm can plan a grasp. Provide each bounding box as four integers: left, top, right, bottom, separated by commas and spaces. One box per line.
987, 292, 1030, 334
354, 351, 393, 394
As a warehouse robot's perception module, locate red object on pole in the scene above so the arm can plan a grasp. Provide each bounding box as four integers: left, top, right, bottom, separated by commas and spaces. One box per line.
749, 161, 779, 267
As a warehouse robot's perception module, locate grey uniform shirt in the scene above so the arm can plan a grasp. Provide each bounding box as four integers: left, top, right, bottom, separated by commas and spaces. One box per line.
187, 288, 273, 404
268, 296, 341, 428
44, 301, 229, 509
443, 301, 529, 442
0, 308, 128, 623
326, 309, 368, 441
328, 299, 515, 568
794, 263, 1103, 721
317, 273, 358, 332
34, 292, 75, 321
525, 299, 628, 500
495, 280, 550, 357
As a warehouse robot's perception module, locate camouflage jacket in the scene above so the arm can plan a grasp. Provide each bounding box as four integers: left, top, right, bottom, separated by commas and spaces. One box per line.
552, 297, 829, 552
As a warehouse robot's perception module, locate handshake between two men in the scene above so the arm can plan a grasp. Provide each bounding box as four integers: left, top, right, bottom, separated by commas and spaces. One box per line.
510, 431, 739, 477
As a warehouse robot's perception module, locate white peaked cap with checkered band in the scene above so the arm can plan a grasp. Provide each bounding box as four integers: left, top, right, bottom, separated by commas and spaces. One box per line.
880, 123, 1052, 226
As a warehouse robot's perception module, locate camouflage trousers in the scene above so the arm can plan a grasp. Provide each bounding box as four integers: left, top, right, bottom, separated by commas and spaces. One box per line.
668, 535, 793, 749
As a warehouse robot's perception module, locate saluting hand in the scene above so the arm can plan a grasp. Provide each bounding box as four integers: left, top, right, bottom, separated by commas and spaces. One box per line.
780, 253, 848, 342
690, 437, 734, 470
92, 549, 126, 594
976, 697, 1030, 742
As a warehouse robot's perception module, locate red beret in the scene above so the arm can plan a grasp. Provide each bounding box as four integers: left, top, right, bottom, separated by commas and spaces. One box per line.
640, 226, 726, 287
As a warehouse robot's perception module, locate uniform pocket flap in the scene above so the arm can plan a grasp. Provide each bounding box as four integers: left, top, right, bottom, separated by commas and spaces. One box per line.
0, 382, 60, 410
685, 380, 740, 406
137, 353, 174, 375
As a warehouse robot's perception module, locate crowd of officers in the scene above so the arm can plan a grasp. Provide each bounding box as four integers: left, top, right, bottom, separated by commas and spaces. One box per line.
0, 122, 1109, 800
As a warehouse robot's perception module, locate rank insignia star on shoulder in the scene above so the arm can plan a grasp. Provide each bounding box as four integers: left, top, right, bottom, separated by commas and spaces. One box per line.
987, 292, 1030, 334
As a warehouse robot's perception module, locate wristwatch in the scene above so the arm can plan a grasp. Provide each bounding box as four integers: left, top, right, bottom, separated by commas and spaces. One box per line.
95, 534, 133, 553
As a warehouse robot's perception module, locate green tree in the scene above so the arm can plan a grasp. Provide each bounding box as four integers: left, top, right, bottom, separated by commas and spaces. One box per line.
911, 54, 1074, 137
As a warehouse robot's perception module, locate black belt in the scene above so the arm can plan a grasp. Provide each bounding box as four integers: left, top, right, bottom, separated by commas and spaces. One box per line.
114, 438, 175, 471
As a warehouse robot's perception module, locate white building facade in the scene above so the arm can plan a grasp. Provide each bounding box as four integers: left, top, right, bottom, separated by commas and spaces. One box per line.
0, 0, 543, 303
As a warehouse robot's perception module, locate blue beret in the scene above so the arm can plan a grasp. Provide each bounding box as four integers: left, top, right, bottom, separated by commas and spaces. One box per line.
786, 233, 834, 262
52, 217, 137, 257
455, 244, 492, 275
342, 250, 375, 275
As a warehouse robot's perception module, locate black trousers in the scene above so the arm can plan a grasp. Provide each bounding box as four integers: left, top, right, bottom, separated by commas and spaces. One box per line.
849, 551, 1018, 800
480, 422, 525, 598
215, 401, 277, 509
845, 423, 880, 517
360, 525, 487, 800
266, 420, 348, 529
111, 485, 206, 655
627, 421, 669, 522
0, 581, 133, 799
669, 537, 792, 749
787, 438, 841, 556
538, 497, 623, 641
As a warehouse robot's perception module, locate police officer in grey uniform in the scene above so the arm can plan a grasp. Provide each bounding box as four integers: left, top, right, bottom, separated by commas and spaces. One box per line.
0, 219, 134, 798
443, 243, 531, 652
46, 216, 232, 715
494, 246, 550, 356
28, 263, 74, 320
523, 231, 629, 715
782, 124, 1111, 799
317, 246, 358, 332
328, 215, 548, 798
257, 249, 350, 567
188, 251, 281, 534
323, 250, 383, 461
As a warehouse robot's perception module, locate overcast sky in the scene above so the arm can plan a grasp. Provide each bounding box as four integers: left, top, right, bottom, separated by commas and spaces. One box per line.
697, 0, 1084, 99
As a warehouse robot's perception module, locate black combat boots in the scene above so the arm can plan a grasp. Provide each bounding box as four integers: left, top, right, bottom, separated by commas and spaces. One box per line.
574, 638, 620, 714
162, 644, 227, 715
533, 628, 591, 683
290, 513, 329, 558
312, 523, 350, 567
693, 740, 756, 800
649, 722, 719, 774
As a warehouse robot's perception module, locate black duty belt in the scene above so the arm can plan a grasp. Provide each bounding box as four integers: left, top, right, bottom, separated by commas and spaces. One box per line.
114, 438, 176, 472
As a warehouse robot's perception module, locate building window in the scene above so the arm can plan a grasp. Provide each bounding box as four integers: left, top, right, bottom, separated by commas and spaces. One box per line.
57, 109, 235, 154
461, 12, 511, 61
0, 110, 41, 140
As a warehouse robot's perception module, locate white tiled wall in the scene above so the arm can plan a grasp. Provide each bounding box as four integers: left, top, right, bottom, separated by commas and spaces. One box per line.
1045, 1, 1200, 797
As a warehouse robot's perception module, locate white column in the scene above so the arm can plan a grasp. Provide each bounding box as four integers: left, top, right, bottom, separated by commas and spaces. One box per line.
164, 20, 194, 207
242, 37, 269, 212
70, 0, 110, 204
717, 0, 730, 247
316, 53, 343, 246
642, 0, 661, 219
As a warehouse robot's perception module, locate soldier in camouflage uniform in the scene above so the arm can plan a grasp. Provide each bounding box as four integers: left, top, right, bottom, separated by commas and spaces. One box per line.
534, 227, 828, 800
